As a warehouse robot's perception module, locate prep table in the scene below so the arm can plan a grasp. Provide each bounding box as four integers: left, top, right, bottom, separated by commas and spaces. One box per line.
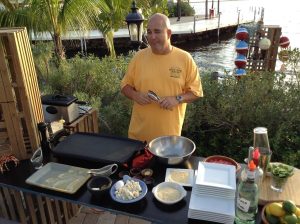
0, 154, 264, 224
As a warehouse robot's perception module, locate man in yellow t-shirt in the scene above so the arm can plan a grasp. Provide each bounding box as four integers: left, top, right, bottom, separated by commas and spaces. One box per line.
121, 13, 203, 143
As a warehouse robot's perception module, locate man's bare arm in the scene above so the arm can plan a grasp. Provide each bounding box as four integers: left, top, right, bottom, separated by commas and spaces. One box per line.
159, 91, 201, 110
121, 84, 151, 105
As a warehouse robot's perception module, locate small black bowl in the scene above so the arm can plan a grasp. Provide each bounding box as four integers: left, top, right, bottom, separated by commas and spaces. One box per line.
87, 176, 112, 198
141, 168, 153, 177
130, 167, 141, 176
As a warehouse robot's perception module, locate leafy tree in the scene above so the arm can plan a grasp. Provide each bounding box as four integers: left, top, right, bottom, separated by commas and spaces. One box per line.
285, 48, 300, 85
96, 0, 132, 58
167, 0, 195, 17
95, 0, 168, 57
137, 0, 169, 20
0, 0, 109, 64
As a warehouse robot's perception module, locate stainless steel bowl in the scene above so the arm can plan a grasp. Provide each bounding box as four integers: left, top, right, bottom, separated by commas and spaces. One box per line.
148, 136, 196, 165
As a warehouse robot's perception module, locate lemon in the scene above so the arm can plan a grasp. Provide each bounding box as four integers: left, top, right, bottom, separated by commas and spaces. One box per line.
283, 200, 297, 214
269, 202, 286, 217
265, 204, 271, 215
295, 207, 300, 216
284, 214, 298, 224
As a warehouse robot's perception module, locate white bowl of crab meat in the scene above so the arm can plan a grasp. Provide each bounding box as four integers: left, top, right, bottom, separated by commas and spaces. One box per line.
152, 182, 187, 205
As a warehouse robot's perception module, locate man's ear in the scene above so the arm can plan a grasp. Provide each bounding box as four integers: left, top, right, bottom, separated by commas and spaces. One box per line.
167, 29, 172, 39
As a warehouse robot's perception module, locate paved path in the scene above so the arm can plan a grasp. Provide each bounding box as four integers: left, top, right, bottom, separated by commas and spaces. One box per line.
169, 14, 253, 34
33, 13, 254, 41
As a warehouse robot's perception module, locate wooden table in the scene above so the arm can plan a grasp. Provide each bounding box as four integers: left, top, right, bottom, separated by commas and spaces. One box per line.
259, 169, 300, 206
64, 108, 99, 134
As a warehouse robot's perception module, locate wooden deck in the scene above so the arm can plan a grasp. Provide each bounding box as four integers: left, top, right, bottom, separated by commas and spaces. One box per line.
0, 206, 153, 224
0, 218, 20, 224
69, 207, 152, 224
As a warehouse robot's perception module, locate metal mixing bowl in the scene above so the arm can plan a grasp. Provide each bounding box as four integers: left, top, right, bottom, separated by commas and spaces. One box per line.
148, 136, 196, 165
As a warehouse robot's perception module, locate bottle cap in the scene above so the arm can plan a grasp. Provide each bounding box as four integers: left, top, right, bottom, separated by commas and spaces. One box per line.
252, 147, 260, 166
252, 148, 260, 159
248, 160, 256, 171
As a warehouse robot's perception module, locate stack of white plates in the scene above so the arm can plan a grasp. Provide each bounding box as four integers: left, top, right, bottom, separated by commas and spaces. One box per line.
194, 162, 236, 199
188, 191, 235, 224
188, 162, 236, 224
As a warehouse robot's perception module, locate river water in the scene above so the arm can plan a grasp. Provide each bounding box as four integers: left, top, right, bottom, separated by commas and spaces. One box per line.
183, 0, 300, 73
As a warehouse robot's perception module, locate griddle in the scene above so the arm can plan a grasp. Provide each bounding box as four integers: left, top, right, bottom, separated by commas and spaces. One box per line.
52, 133, 145, 165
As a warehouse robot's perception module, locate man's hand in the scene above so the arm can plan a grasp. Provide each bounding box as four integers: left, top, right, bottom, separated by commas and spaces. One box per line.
158, 96, 178, 110
133, 91, 151, 105
121, 85, 151, 105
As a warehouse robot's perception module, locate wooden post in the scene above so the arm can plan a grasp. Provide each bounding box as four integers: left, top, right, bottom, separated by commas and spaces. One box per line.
0, 27, 44, 160
246, 24, 281, 72
63, 109, 99, 134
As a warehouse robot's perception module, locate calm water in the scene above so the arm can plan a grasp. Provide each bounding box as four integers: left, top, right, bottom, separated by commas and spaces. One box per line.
185, 0, 300, 72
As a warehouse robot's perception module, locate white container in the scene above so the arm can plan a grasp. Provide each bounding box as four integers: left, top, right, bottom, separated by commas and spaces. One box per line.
152, 181, 187, 205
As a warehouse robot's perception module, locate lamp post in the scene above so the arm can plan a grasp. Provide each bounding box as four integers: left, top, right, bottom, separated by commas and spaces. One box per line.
177, 0, 182, 21
125, 1, 144, 50
205, 0, 208, 19
237, 9, 241, 26
217, 12, 221, 42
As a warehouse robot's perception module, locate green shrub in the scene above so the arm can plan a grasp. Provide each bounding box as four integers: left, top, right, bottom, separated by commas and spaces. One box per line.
183, 71, 300, 167
33, 42, 134, 136
33, 43, 300, 168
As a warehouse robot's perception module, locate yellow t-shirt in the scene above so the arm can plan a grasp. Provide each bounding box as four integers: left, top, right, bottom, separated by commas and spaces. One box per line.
121, 47, 203, 143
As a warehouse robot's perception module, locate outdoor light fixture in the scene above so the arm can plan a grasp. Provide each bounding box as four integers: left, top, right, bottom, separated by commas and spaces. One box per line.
126, 1, 144, 46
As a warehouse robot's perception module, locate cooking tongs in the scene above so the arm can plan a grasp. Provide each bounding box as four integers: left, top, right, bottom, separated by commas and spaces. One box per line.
148, 90, 173, 111
148, 90, 161, 102
88, 163, 118, 176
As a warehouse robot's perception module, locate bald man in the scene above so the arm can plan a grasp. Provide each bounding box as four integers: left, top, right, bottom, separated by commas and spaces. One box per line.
121, 13, 203, 143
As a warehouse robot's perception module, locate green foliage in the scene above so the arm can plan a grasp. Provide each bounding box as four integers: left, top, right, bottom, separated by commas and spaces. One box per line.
100, 93, 132, 136
167, 1, 195, 17
137, 0, 169, 21
1, 0, 109, 62
285, 47, 300, 85
33, 43, 300, 167
183, 71, 300, 167
95, 0, 131, 57
31, 41, 55, 85
33, 42, 134, 135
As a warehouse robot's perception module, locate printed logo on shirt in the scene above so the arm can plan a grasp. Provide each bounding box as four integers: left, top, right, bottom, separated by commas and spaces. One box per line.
169, 66, 182, 78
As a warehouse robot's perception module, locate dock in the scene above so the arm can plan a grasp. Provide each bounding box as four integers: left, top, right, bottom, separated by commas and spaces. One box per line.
32, 12, 255, 53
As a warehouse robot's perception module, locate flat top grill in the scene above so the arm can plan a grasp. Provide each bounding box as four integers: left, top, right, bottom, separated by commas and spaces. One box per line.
52, 133, 146, 165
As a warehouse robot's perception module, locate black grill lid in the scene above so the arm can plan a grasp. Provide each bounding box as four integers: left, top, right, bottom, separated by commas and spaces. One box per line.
42, 94, 77, 106
52, 133, 146, 165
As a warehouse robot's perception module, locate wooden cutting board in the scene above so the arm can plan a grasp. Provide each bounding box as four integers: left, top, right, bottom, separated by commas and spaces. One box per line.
259, 168, 300, 206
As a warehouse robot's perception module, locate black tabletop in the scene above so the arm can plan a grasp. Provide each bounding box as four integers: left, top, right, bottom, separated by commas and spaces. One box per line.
0, 155, 263, 224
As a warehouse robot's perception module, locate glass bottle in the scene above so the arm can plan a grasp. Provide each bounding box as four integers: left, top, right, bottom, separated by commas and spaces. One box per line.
247, 146, 263, 188
235, 160, 259, 224
253, 127, 272, 179
37, 122, 51, 156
